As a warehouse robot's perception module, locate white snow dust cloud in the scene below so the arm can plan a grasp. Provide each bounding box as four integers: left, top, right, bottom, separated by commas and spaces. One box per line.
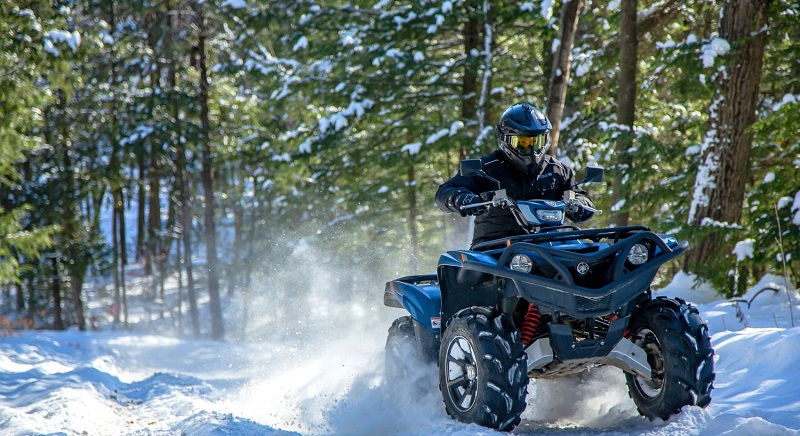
521, 366, 640, 430
223, 228, 450, 434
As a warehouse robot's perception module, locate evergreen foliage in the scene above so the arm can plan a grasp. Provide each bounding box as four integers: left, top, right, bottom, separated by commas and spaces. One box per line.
1, 0, 799, 329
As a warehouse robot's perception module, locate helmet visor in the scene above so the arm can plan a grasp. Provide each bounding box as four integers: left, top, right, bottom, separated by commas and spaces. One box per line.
509, 134, 548, 154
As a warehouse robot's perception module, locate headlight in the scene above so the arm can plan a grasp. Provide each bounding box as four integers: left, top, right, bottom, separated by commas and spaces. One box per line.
627, 244, 649, 265
510, 254, 533, 273
536, 209, 564, 222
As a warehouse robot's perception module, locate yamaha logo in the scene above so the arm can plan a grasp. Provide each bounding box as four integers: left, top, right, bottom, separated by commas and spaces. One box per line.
576, 262, 590, 275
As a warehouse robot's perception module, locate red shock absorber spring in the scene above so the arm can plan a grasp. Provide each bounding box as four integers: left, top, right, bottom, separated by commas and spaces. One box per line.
520, 303, 541, 347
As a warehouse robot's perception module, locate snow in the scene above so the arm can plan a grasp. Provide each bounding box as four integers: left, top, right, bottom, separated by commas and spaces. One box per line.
449, 120, 464, 135
298, 139, 311, 154
773, 94, 798, 111
441, 1, 453, 13
272, 153, 291, 162
221, 0, 247, 9
401, 142, 422, 155
701, 38, 731, 68
685, 145, 701, 156
551, 38, 561, 54
46, 30, 81, 51
656, 40, 676, 50
688, 97, 723, 224
793, 191, 800, 226
2, 260, 800, 436
540, 0, 555, 20
293, 36, 308, 52
425, 129, 450, 145
733, 239, 755, 262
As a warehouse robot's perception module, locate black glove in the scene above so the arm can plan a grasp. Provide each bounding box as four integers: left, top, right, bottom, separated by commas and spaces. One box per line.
453, 192, 483, 217
567, 195, 594, 223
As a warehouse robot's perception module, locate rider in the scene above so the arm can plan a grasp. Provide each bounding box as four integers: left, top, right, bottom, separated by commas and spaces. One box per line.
436, 102, 595, 246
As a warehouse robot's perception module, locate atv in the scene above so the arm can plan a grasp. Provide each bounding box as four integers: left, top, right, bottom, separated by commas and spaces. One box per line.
383, 159, 714, 431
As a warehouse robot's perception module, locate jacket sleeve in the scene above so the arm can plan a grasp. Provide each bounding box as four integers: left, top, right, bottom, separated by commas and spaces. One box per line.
435, 173, 482, 214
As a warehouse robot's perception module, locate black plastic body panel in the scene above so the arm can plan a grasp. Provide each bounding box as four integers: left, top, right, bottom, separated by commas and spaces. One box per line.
443, 227, 687, 320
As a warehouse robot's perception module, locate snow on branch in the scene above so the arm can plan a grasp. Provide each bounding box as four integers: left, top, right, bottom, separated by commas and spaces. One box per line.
44, 30, 81, 56
401, 142, 422, 155
701, 38, 730, 68
733, 239, 755, 262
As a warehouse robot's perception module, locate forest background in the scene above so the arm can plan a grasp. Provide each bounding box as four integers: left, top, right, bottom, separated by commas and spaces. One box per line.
0, 0, 798, 340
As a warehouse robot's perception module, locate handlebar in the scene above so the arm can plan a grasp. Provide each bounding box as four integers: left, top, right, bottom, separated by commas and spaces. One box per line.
459, 189, 512, 212
459, 189, 602, 215
568, 200, 603, 215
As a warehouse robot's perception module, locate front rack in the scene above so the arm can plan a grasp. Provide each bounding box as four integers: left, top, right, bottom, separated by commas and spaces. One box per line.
471, 225, 651, 251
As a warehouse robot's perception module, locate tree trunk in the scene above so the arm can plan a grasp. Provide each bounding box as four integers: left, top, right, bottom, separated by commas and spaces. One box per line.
26, 275, 35, 319
407, 163, 419, 275
176, 233, 184, 331
179, 149, 199, 337
610, 0, 637, 227
109, 1, 123, 325
546, 0, 584, 155
196, 3, 225, 341
462, 0, 480, 160
686, 0, 768, 270
173, 62, 199, 338
147, 142, 161, 283
476, 0, 496, 155
57, 90, 87, 332
15, 280, 24, 313
51, 257, 64, 330
70, 271, 86, 331
137, 148, 146, 265
119, 201, 129, 329
112, 193, 121, 325
449, 2, 482, 249
229, 199, 243, 296
157, 196, 176, 305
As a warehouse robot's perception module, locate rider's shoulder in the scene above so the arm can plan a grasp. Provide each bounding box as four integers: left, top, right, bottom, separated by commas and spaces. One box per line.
544, 155, 573, 173
481, 150, 505, 168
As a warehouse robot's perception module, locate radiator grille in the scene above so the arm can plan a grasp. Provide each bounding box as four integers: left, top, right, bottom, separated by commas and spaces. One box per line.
575, 293, 613, 313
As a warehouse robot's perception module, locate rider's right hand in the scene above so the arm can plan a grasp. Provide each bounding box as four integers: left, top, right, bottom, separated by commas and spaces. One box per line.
454, 192, 483, 217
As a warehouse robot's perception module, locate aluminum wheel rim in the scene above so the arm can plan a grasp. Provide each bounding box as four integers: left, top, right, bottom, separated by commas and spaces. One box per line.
633, 328, 665, 398
445, 335, 478, 412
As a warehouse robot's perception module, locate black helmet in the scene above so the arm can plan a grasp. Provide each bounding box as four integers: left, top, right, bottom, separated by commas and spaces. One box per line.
496, 103, 552, 171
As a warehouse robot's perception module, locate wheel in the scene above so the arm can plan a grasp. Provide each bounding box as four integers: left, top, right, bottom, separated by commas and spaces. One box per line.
625, 297, 715, 420
385, 316, 420, 389
438, 306, 528, 431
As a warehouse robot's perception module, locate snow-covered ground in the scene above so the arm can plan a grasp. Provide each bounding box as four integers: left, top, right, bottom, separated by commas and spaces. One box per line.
1, 265, 799, 435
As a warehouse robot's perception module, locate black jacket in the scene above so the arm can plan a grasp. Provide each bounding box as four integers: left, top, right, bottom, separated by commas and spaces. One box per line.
436, 150, 594, 245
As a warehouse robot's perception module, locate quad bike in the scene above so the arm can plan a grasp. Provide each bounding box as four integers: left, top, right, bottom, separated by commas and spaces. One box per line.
383, 159, 714, 431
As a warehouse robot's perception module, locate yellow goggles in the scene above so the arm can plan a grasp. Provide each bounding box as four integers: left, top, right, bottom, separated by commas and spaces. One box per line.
509, 134, 548, 151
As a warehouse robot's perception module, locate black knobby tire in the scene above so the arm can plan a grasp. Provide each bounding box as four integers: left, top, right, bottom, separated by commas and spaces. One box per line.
625, 297, 715, 420
385, 316, 420, 388
439, 306, 528, 431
